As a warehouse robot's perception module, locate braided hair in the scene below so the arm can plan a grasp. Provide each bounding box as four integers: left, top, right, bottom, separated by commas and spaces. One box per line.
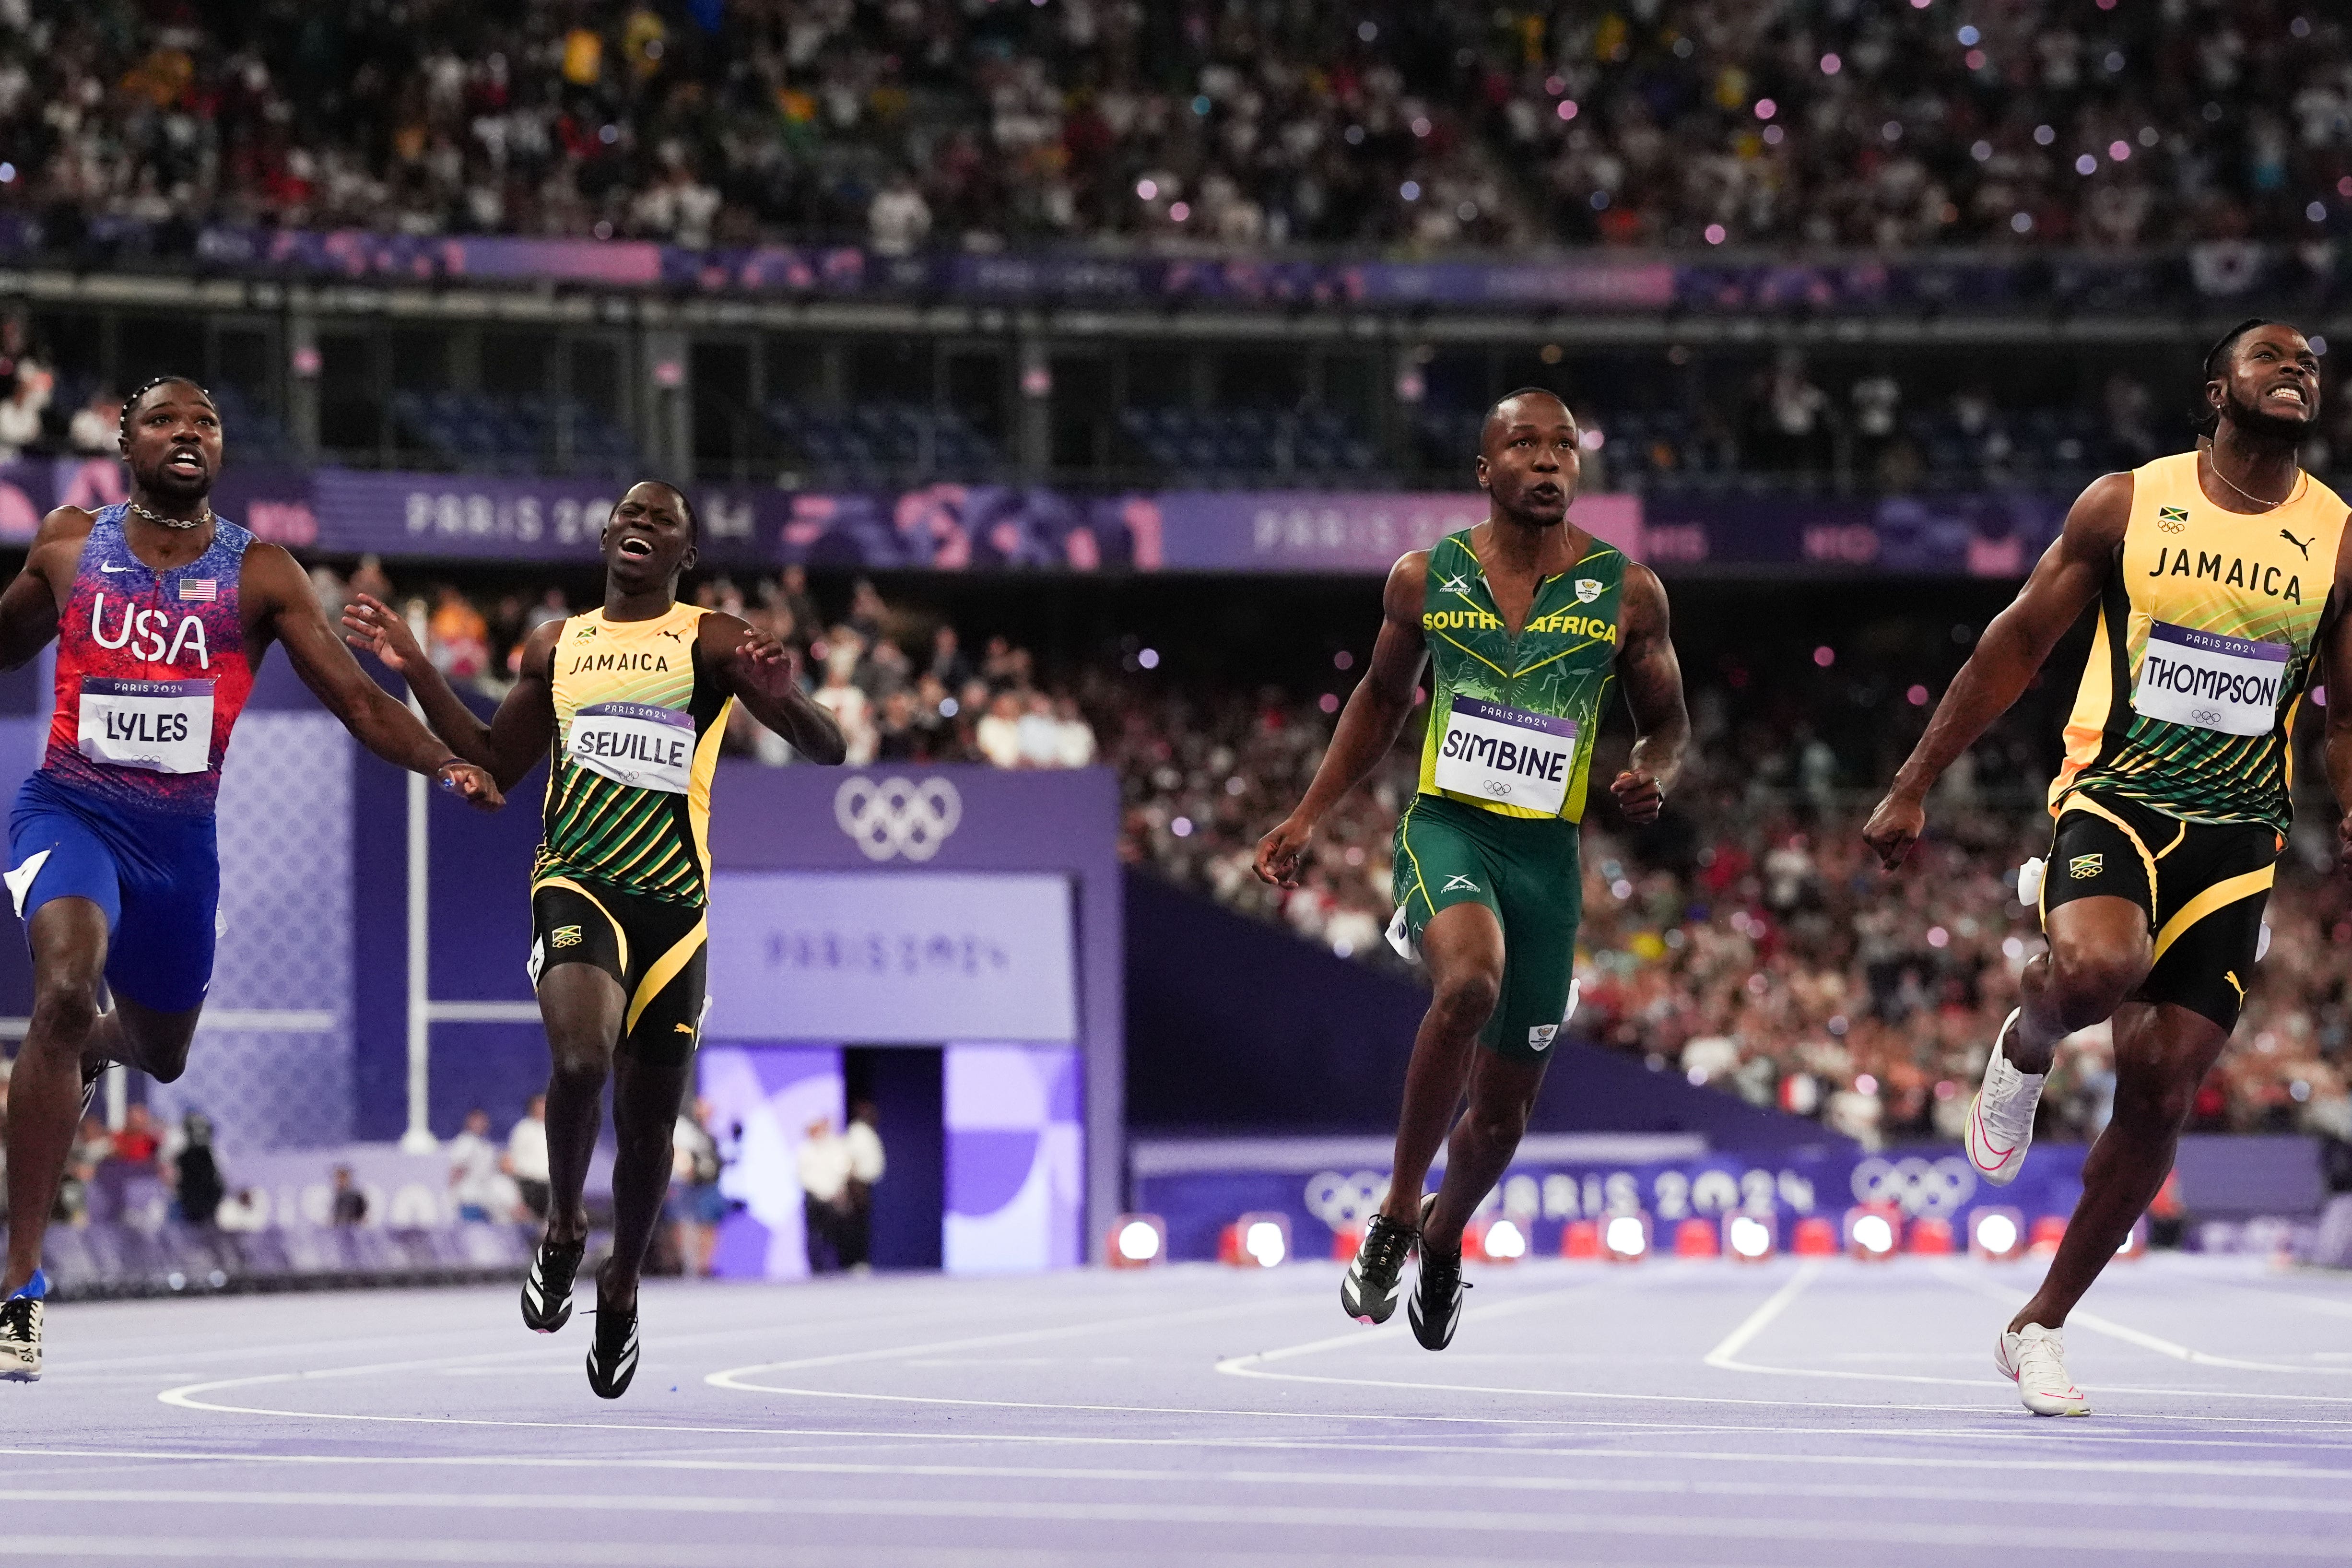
117, 376, 216, 443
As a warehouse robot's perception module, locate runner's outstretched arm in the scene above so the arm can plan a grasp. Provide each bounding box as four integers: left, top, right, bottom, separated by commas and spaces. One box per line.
2318, 509, 2352, 862
246, 545, 504, 809
701, 613, 847, 764
342, 595, 558, 790
0, 507, 86, 670
1254, 550, 1431, 888
1863, 473, 2132, 869
1607, 562, 1688, 825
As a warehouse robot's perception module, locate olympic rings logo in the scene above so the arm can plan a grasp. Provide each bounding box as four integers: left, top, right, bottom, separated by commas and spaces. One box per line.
1849, 1155, 1978, 1216
1304, 1170, 1391, 1228
835, 775, 963, 862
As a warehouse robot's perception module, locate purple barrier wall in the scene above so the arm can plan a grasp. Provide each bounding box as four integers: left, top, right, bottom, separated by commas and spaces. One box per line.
1124, 870, 1848, 1153
349, 759, 1125, 1262
1132, 1139, 2092, 1264
5, 217, 2312, 316
2, 459, 2080, 577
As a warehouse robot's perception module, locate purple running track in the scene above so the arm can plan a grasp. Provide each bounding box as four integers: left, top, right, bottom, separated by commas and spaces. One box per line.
2, 1252, 2349, 1566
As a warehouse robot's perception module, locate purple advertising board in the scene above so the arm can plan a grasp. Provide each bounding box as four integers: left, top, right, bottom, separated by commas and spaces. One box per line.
4, 216, 2292, 316
1131, 1138, 2093, 1264
3, 458, 2073, 577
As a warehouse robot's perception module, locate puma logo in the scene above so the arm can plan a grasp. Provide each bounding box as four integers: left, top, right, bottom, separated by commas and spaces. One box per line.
2281, 529, 2311, 559
2224, 970, 2245, 1002
659, 626, 688, 641
673, 1022, 696, 1035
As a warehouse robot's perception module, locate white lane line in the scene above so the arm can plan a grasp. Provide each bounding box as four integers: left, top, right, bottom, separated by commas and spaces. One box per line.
706, 1293, 1325, 1388
0, 1538, 1505, 1568
1211, 1264, 2352, 1425
1935, 1264, 2352, 1376
0, 1490, 2337, 1558
1702, 1260, 1822, 1370
7, 1438, 2348, 1482
158, 1291, 1223, 1418
4, 1458, 2352, 1515
0, 1538, 1725, 1568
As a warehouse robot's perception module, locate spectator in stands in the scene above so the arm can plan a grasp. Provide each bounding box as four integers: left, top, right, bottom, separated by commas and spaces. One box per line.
975, 690, 1024, 768
796, 1114, 854, 1275
843, 1100, 885, 1274
0, 362, 49, 461
66, 388, 120, 457
1052, 696, 1097, 768
813, 646, 878, 765
670, 1099, 727, 1278
505, 1095, 551, 1221
928, 626, 973, 692
215, 1188, 268, 1233
522, 587, 570, 634
869, 172, 933, 256
108, 1105, 161, 1169
170, 1113, 224, 1227
329, 1165, 368, 1227
427, 585, 492, 684
446, 1108, 503, 1223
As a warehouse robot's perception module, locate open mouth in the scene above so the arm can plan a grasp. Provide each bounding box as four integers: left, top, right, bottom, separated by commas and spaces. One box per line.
2267, 383, 2309, 408
615, 535, 655, 561
165, 450, 205, 475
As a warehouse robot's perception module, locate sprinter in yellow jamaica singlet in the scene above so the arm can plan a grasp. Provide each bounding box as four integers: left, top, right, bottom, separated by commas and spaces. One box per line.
342, 482, 846, 1399
1255, 389, 1690, 1351
1865, 321, 2352, 1418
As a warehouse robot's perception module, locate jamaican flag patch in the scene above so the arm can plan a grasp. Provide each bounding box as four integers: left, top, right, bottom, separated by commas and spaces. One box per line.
2069, 853, 2103, 880
2158, 505, 2190, 524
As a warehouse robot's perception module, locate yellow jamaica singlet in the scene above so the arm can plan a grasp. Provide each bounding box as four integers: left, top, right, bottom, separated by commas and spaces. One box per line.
534, 605, 734, 907
2052, 450, 2348, 833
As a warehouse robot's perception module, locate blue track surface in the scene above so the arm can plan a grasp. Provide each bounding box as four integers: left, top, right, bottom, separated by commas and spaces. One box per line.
4, 1253, 2349, 1565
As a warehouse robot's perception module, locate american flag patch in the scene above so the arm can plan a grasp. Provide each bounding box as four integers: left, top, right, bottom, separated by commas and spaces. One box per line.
178, 578, 217, 602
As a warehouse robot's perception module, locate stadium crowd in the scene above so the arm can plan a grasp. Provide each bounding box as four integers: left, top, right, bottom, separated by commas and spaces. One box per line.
5, 1, 2349, 253
324, 559, 2352, 1152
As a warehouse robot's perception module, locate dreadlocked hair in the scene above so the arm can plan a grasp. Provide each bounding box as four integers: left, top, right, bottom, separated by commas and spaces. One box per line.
118, 376, 216, 443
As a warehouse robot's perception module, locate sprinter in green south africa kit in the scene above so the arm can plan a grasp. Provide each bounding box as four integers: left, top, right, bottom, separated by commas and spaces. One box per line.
1254, 388, 1689, 1351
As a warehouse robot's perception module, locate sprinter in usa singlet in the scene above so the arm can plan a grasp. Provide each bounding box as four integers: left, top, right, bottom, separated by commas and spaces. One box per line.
0, 377, 501, 1380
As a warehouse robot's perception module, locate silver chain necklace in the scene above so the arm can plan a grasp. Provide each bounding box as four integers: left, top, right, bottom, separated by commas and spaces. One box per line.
127, 501, 212, 531
2201, 441, 2305, 513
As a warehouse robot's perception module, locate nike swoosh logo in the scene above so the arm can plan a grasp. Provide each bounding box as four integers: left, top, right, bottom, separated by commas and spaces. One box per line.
1968, 1099, 2019, 1167
100, 563, 129, 574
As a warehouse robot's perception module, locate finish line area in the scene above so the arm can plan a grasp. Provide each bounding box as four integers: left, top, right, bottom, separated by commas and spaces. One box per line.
6, 1254, 2349, 1566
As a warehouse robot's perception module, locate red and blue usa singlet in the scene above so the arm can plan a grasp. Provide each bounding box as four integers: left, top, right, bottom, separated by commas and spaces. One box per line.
42, 503, 256, 818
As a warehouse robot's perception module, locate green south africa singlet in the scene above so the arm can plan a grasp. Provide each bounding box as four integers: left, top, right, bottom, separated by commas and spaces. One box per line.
1415, 530, 1625, 823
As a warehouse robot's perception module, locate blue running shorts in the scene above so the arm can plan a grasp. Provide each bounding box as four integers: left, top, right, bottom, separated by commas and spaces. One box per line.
6, 771, 219, 1013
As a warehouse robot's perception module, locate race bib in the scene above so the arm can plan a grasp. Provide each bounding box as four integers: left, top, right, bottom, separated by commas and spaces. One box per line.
77, 677, 213, 774
2131, 621, 2291, 737
567, 701, 695, 793
1434, 696, 1577, 814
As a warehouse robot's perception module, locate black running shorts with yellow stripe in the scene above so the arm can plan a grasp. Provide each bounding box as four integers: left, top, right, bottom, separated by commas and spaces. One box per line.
529, 874, 708, 1056
2041, 787, 2280, 1031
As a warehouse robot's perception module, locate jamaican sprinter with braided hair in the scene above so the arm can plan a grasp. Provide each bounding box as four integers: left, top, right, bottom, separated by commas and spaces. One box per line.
0, 377, 505, 1380
1865, 321, 2352, 1416
343, 480, 846, 1399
